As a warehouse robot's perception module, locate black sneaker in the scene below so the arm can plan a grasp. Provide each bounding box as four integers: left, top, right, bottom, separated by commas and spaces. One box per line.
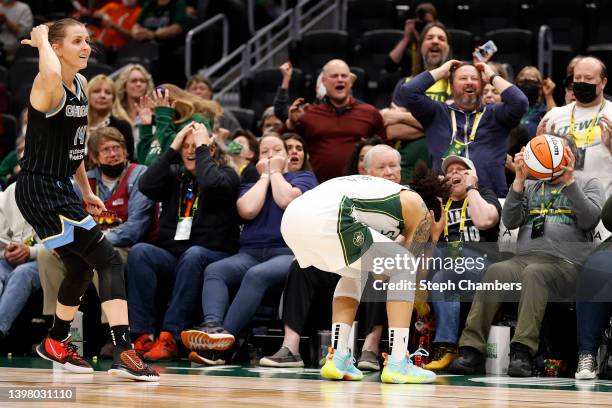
188, 350, 226, 365
181, 322, 235, 351
508, 342, 532, 377
259, 346, 304, 368
357, 350, 380, 371
448, 346, 485, 375
108, 349, 160, 382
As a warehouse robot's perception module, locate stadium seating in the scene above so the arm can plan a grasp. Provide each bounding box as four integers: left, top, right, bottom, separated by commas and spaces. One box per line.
226, 107, 257, 133
289, 30, 352, 80
353, 30, 405, 82
447, 29, 474, 61
346, 0, 396, 37
240, 67, 305, 120
484, 29, 534, 79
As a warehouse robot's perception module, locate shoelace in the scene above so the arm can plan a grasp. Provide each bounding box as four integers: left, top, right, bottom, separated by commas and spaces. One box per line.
62, 341, 83, 360
123, 350, 158, 376
577, 354, 596, 372
408, 348, 430, 363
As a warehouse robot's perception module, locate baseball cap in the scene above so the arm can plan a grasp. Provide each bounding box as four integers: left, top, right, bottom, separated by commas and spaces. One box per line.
441, 155, 476, 174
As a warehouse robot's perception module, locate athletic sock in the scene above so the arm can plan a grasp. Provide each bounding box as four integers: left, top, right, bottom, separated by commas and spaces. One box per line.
49, 315, 72, 342
389, 327, 410, 361
331, 322, 351, 354
110, 325, 132, 353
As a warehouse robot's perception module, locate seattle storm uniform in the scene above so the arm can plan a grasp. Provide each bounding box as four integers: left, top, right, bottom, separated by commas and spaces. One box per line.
15, 74, 96, 249
281, 175, 410, 277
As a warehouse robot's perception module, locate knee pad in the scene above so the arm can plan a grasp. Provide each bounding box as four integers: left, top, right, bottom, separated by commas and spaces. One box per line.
56, 252, 94, 307
333, 276, 364, 302
83, 237, 126, 302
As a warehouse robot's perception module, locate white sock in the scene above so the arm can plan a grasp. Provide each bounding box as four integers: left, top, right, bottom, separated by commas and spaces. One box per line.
389, 327, 410, 361
331, 322, 351, 354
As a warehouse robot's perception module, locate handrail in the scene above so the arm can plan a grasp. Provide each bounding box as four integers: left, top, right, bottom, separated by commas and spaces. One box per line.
537, 25, 552, 79
247, 0, 288, 35
184, 14, 229, 80
192, 0, 347, 102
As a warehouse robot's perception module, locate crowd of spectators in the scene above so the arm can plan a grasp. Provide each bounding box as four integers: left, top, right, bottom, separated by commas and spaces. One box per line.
0, 1, 612, 381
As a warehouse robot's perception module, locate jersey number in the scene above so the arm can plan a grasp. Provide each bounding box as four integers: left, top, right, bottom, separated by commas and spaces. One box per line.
74, 125, 87, 146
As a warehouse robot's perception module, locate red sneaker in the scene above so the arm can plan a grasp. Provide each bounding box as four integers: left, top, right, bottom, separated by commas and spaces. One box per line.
133, 333, 154, 356
143, 331, 177, 361
108, 349, 160, 382
36, 336, 93, 373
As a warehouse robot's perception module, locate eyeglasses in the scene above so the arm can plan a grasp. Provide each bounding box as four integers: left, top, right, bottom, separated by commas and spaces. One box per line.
99, 145, 123, 155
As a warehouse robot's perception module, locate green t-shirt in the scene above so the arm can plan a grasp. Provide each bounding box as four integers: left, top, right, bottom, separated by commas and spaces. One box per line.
138, 0, 187, 31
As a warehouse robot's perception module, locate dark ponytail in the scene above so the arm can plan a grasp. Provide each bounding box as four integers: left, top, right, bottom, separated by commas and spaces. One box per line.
409, 161, 450, 222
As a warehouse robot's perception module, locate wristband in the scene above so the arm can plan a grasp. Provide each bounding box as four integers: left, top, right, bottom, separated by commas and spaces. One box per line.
489, 74, 499, 85
466, 185, 479, 193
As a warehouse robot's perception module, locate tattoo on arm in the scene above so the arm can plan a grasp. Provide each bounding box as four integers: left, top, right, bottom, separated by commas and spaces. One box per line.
413, 212, 431, 243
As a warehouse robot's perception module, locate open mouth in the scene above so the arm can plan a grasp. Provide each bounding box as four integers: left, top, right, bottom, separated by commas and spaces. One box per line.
451, 177, 462, 185
289, 156, 299, 164
428, 46, 440, 57
463, 87, 476, 96
335, 84, 346, 92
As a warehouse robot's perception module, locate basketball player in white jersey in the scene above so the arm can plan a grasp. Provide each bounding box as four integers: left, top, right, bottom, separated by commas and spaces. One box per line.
281, 146, 445, 384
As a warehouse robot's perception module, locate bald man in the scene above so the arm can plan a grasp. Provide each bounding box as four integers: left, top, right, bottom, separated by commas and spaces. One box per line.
540, 56, 612, 172
282, 59, 385, 182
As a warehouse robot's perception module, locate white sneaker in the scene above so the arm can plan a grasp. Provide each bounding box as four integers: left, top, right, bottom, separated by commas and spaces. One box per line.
575, 353, 597, 380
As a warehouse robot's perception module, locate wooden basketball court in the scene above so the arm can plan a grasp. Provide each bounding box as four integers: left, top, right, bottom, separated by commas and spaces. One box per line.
1, 357, 612, 407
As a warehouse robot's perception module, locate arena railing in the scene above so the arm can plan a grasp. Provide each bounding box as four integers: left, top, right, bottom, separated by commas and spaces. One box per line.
537, 25, 553, 80
202, 0, 347, 105
184, 14, 230, 81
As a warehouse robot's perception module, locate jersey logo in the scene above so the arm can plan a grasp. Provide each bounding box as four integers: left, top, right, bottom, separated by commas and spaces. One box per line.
73, 125, 87, 146
352, 231, 365, 247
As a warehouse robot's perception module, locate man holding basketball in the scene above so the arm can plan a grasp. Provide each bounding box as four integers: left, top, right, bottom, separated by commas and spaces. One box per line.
449, 135, 604, 377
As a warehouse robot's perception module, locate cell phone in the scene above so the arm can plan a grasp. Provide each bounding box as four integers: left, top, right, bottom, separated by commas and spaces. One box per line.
474, 40, 498, 62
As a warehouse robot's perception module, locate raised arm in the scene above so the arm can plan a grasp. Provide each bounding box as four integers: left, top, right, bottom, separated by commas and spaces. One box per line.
22, 25, 63, 113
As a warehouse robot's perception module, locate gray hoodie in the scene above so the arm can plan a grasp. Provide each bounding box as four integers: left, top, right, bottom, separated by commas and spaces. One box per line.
502, 173, 604, 264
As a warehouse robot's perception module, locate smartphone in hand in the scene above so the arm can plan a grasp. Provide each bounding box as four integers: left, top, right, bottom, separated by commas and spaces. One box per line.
474, 40, 498, 62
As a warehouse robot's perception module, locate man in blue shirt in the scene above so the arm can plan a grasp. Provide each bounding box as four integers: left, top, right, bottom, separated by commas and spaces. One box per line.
394, 59, 528, 197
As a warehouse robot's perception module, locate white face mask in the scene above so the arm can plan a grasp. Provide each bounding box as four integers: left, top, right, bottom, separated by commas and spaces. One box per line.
122, 0, 137, 7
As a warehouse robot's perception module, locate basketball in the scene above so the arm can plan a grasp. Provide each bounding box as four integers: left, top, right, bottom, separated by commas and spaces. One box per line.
523, 134, 568, 180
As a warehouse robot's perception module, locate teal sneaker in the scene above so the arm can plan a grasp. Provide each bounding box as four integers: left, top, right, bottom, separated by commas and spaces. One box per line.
320, 347, 364, 381
381, 349, 437, 384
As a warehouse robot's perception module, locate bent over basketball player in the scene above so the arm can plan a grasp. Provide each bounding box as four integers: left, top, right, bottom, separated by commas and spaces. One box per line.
15, 20, 158, 381
281, 175, 440, 384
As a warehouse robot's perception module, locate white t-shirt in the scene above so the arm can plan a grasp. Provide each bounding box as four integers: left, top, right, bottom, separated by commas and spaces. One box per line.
541, 100, 612, 148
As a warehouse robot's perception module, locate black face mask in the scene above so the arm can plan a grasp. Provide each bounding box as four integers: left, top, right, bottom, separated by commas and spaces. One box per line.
572, 82, 598, 104
518, 83, 540, 106
100, 162, 126, 178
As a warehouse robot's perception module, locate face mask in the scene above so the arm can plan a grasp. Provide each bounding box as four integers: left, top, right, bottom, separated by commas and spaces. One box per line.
100, 162, 126, 178
572, 82, 598, 104
226, 140, 244, 156
518, 83, 540, 105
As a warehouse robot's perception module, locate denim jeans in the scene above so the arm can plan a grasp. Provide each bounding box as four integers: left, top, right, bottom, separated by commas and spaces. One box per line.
576, 249, 612, 355
202, 247, 294, 335
0, 259, 40, 335
429, 246, 489, 345
127, 243, 228, 337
